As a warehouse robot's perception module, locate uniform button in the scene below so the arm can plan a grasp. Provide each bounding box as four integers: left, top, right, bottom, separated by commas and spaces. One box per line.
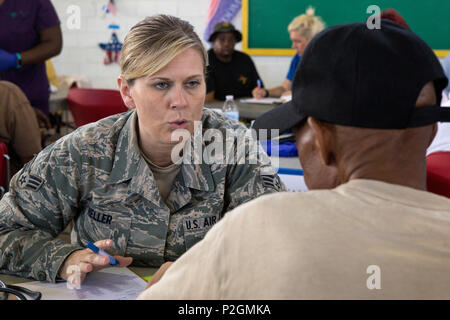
37, 271, 46, 281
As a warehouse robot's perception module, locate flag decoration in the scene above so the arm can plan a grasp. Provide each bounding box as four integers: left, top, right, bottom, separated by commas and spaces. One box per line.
98, 24, 122, 65
204, 0, 242, 42
102, 0, 117, 17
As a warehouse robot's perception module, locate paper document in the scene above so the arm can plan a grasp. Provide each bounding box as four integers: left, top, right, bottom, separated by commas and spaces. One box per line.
240, 97, 283, 104
278, 174, 308, 192
16, 267, 147, 300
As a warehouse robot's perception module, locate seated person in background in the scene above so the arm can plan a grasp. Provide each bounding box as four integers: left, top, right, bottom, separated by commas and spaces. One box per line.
0, 15, 283, 285
252, 7, 325, 99
205, 22, 264, 103
139, 20, 450, 299
0, 81, 42, 177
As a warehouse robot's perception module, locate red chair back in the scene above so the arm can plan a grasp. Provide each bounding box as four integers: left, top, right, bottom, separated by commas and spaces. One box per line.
426, 151, 450, 198
67, 88, 128, 127
0, 142, 8, 191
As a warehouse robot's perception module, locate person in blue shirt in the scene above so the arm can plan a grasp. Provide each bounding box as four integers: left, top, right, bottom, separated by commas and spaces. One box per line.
252, 7, 325, 99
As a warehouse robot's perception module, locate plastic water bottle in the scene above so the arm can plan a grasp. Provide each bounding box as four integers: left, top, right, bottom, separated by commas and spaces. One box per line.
222, 95, 239, 121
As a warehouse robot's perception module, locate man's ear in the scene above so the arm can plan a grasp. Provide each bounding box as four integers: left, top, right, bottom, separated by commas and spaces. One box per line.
117, 76, 135, 110
307, 117, 335, 166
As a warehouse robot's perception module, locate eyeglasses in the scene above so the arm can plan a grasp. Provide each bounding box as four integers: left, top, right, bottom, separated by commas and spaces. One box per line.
0, 280, 42, 300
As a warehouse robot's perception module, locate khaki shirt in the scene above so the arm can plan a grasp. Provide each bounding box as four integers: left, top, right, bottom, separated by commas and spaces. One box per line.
139, 179, 450, 300
0, 108, 284, 282
0, 81, 41, 176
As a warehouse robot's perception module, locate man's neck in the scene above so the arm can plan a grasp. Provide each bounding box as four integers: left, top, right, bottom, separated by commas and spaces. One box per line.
343, 161, 428, 191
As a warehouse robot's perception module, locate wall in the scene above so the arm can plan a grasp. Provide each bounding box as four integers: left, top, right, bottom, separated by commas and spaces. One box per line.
50, 0, 291, 90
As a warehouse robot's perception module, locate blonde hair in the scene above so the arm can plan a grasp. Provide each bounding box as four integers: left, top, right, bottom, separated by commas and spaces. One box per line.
288, 6, 325, 40
120, 14, 207, 84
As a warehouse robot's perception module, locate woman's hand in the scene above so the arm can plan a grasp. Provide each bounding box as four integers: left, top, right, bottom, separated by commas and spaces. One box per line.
252, 87, 268, 99
146, 261, 174, 289
58, 239, 133, 288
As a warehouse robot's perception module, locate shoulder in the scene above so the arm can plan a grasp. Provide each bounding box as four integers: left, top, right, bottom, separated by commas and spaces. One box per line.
75, 110, 132, 143
233, 50, 253, 62
39, 111, 133, 164
227, 189, 341, 225
0, 81, 28, 103
37, 0, 58, 10
36, 0, 60, 28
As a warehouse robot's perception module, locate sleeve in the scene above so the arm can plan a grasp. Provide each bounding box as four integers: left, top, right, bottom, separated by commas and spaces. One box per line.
36, 0, 61, 31
0, 134, 84, 282
10, 99, 42, 164
222, 126, 286, 214
286, 54, 300, 82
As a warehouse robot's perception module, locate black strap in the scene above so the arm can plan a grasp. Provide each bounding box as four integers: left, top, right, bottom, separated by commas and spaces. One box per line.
409, 105, 450, 127
0, 284, 41, 300
0, 287, 28, 300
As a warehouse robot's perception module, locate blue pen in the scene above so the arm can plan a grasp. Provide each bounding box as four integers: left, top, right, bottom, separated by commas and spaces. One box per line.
86, 241, 119, 266
257, 79, 262, 88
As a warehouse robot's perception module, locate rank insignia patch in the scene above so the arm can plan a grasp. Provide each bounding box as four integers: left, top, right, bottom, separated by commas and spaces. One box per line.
260, 173, 281, 190
19, 173, 44, 191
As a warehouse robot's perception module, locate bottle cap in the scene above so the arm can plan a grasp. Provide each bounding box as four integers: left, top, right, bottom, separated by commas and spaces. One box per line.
225, 95, 234, 101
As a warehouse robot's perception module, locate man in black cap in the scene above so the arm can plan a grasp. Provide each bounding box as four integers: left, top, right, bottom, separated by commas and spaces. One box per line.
205, 21, 264, 103
139, 20, 450, 299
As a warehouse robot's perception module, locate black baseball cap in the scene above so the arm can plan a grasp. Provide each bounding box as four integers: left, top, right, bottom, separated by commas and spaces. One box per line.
253, 19, 449, 138
208, 21, 242, 43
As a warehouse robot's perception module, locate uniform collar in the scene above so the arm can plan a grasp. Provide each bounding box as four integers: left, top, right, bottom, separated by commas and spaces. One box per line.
107, 111, 214, 193
107, 111, 141, 184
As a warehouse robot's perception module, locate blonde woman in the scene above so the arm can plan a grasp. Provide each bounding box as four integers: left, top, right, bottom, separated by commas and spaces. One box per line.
0, 15, 283, 286
252, 7, 325, 99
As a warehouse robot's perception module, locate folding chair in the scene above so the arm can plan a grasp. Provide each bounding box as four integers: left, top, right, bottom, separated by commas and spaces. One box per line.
0, 142, 10, 198
426, 151, 450, 198
67, 88, 128, 127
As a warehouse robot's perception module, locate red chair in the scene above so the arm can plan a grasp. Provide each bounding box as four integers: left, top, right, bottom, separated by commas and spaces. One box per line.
0, 142, 10, 197
67, 88, 128, 127
426, 151, 450, 198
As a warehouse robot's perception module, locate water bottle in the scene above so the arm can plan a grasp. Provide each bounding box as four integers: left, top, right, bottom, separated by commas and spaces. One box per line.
222, 95, 239, 121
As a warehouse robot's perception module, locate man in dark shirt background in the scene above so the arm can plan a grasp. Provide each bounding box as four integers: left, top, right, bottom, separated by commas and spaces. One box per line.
205, 22, 264, 103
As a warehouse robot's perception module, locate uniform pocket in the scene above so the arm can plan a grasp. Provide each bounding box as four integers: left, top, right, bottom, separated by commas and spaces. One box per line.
77, 192, 133, 257
183, 214, 219, 250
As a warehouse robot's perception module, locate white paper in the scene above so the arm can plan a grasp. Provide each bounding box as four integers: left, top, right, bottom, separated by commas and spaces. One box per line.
240, 97, 283, 104
16, 267, 147, 300
279, 174, 308, 192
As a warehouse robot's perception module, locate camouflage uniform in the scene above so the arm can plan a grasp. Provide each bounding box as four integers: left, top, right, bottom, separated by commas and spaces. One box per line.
0, 109, 284, 282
